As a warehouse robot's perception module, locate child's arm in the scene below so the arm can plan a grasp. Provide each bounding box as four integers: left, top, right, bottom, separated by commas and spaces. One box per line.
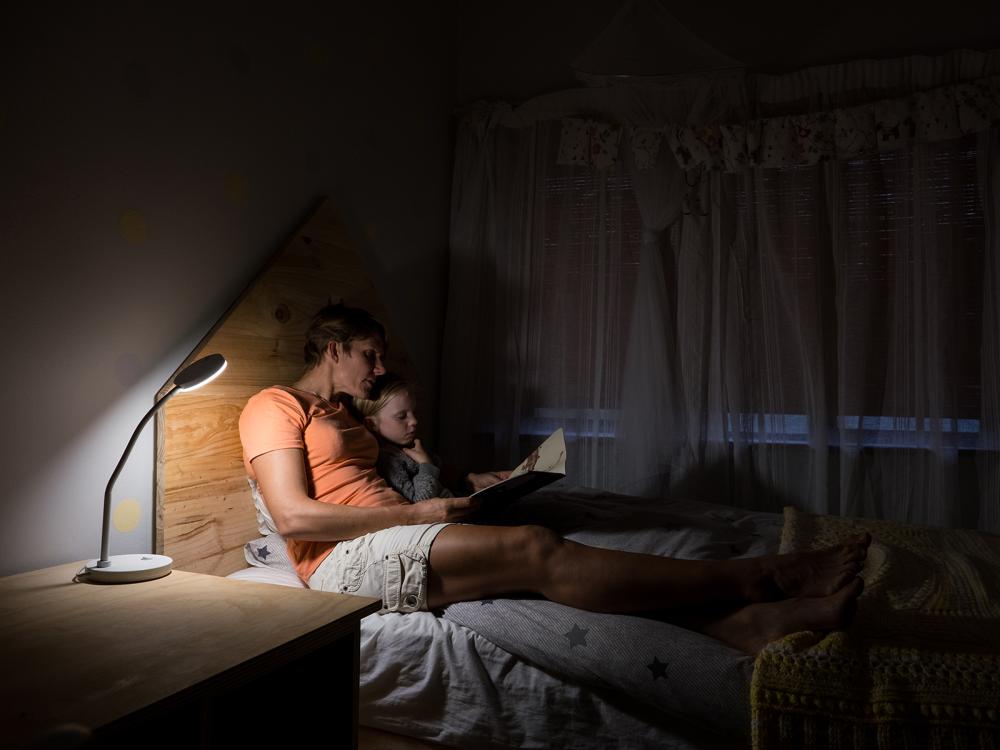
375, 443, 447, 501
410, 462, 452, 501
403, 439, 452, 501
377, 446, 418, 501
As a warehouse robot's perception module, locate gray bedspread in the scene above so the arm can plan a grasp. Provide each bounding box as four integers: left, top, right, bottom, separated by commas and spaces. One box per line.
441, 486, 783, 741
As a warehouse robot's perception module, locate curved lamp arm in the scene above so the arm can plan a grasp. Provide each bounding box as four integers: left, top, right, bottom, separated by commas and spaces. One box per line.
95, 386, 178, 567
94, 352, 226, 569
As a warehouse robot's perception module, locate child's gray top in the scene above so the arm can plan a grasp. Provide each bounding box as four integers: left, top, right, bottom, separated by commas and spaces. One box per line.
376, 443, 453, 501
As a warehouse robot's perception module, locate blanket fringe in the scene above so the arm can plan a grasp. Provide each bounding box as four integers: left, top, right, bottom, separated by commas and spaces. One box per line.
752, 707, 999, 750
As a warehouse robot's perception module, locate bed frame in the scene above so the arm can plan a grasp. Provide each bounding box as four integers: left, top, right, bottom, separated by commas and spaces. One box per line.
154, 198, 413, 575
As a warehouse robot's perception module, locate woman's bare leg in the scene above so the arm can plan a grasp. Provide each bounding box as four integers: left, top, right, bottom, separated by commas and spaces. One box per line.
426, 524, 867, 655
426, 524, 869, 613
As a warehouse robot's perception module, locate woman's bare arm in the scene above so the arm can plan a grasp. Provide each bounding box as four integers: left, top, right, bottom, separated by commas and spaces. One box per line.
252, 448, 478, 541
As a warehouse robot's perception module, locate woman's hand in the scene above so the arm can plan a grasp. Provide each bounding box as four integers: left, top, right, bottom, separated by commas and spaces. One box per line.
408, 495, 481, 523
402, 438, 433, 465
464, 470, 511, 493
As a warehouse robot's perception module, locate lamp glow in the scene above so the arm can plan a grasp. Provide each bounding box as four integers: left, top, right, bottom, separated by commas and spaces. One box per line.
84, 353, 227, 583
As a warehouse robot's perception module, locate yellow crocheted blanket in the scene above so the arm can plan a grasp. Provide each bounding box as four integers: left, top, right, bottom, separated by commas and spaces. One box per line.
751, 508, 1000, 749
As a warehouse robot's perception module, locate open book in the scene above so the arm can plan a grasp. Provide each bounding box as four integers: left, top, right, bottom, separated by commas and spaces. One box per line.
471, 428, 566, 505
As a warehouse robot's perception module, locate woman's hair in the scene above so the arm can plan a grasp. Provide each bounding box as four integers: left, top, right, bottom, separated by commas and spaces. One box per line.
353, 373, 410, 418
303, 303, 387, 370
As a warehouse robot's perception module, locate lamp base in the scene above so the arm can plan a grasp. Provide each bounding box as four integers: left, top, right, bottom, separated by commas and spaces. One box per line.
84, 554, 173, 584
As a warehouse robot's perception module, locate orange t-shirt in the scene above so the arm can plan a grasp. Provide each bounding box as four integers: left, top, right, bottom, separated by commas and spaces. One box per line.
239, 386, 407, 581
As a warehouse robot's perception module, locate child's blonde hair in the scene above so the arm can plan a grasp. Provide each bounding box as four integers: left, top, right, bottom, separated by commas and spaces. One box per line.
353, 373, 411, 417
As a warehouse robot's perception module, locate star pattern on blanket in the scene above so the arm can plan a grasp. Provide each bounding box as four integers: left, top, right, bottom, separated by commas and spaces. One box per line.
255, 545, 271, 560
564, 624, 589, 648
647, 656, 668, 680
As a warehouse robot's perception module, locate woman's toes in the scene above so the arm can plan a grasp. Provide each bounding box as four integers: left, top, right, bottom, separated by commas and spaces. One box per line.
804, 576, 864, 631
763, 534, 872, 601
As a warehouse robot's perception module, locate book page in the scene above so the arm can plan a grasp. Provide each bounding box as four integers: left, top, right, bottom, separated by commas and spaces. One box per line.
509, 428, 566, 479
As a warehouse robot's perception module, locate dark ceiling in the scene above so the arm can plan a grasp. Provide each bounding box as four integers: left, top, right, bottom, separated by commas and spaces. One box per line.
457, 0, 1000, 102
666, 0, 1000, 73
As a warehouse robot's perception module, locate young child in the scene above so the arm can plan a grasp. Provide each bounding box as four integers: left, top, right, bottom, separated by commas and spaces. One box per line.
353, 374, 453, 501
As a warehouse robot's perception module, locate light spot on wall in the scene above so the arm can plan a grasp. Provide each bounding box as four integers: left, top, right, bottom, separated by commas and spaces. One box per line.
225, 173, 249, 205
119, 209, 148, 245
113, 499, 141, 533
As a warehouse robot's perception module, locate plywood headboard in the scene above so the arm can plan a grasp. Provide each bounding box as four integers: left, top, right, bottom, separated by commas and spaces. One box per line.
154, 199, 413, 575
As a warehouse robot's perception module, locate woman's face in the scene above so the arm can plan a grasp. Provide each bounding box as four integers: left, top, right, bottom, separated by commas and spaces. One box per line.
332, 336, 386, 398
368, 390, 418, 447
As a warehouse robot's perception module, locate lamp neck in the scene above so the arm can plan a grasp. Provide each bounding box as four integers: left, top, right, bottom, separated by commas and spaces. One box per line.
98, 385, 179, 566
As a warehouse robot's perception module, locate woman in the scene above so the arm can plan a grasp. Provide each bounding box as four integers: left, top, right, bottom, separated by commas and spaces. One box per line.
239, 304, 868, 654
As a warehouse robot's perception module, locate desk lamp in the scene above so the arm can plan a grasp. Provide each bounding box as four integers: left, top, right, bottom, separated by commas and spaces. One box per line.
84, 353, 227, 583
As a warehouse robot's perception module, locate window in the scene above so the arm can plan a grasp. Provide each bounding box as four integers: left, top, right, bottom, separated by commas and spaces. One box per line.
520, 164, 641, 437
733, 135, 984, 449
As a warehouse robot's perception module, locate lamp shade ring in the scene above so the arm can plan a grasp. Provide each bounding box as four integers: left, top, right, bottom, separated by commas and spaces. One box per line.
175, 353, 227, 392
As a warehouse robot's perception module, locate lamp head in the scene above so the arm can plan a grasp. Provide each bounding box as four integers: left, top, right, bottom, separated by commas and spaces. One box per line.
175, 353, 227, 392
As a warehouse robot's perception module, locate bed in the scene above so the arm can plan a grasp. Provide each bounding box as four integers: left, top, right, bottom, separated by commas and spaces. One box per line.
156, 199, 1000, 749
251, 483, 795, 747
234, 487, 777, 749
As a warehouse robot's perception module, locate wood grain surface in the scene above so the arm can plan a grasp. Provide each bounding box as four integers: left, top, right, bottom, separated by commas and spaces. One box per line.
0, 562, 379, 748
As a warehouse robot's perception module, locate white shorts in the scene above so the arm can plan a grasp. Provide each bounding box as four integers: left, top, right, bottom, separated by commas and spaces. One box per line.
308, 522, 451, 613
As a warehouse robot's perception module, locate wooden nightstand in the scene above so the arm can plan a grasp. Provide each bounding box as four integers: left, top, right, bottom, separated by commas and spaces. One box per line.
0, 561, 380, 749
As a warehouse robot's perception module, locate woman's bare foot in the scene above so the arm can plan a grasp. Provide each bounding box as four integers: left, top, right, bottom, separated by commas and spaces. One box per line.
703, 576, 864, 655
746, 533, 870, 602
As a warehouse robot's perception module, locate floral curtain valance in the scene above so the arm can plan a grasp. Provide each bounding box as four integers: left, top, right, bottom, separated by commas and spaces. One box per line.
556, 118, 668, 170
556, 74, 1000, 172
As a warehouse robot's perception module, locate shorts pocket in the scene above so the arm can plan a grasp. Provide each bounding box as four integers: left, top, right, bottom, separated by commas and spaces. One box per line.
381, 548, 425, 613
333, 543, 368, 594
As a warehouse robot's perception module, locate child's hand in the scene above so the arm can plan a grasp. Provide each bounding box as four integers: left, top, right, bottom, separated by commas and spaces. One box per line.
403, 438, 433, 465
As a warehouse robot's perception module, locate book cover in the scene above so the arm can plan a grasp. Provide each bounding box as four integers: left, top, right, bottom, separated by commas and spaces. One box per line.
471, 428, 566, 505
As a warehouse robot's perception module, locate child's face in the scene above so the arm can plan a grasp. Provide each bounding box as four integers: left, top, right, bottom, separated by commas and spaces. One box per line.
368, 390, 418, 447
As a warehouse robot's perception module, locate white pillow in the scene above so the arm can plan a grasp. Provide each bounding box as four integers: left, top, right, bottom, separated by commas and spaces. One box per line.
247, 476, 279, 535
244, 531, 297, 574
243, 475, 300, 577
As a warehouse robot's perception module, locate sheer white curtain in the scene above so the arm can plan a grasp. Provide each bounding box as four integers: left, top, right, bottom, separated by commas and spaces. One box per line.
979, 127, 1000, 530
695, 138, 986, 524
440, 113, 637, 486
441, 52, 1000, 531
830, 139, 983, 526
610, 136, 687, 497
661, 142, 999, 528
441, 80, 745, 484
